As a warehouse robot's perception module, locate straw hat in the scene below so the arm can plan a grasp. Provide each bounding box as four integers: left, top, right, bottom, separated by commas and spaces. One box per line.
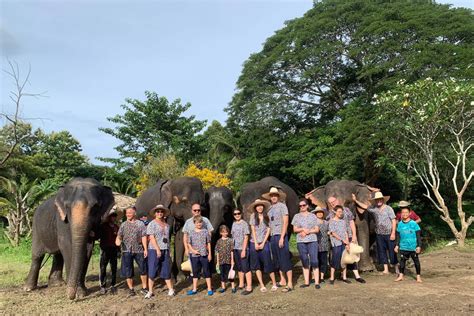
398, 200, 411, 208
341, 243, 364, 268
149, 204, 170, 217
181, 259, 192, 272
368, 191, 390, 203
247, 199, 271, 215
261, 186, 287, 202
313, 206, 327, 216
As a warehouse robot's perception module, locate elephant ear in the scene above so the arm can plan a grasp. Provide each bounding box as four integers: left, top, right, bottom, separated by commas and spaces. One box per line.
54, 186, 68, 222
160, 180, 172, 208
99, 186, 115, 222
305, 185, 327, 208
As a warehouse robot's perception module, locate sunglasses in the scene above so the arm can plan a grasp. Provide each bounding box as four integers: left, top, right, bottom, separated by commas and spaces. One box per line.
156, 210, 164, 214
233, 212, 241, 216
299, 204, 307, 207
192, 209, 201, 212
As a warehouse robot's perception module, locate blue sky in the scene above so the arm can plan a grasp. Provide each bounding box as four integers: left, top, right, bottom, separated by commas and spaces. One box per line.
1, 0, 472, 164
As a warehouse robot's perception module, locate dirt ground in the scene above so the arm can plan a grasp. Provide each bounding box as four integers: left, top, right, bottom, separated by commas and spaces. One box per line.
1, 247, 474, 315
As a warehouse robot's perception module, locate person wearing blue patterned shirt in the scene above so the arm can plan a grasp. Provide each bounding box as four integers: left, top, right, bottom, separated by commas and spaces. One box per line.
292, 199, 321, 289
145, 205, 174, 298
262, 187, 293, 292
353, 191, 398, 275
231, 209, 252, 294
248, 199, 277, 293
328, 205, 351, 285
314, 207, 329, 283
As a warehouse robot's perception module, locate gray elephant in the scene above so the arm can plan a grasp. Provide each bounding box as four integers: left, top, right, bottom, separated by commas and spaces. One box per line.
206, 186, 234, 244
305, 179, 378, 271
135, 177, 205, 280
24, 178, 114, 300
239, 176, 298, 232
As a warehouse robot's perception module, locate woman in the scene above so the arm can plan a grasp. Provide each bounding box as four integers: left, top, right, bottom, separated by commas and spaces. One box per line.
145, 204, 174, 298
248, 199, 278, 293
231, 209, 252, 295
291, 198, 321, 289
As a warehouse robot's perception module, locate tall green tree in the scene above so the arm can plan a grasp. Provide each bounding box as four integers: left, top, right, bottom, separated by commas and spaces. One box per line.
99, 91, 207, 169
225, 0, 474, 188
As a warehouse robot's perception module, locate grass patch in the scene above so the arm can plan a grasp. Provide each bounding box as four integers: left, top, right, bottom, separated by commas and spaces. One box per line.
423, 238, 474, 254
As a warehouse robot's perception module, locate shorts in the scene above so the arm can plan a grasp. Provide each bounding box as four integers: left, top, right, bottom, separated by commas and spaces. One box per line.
190, 255, 211, 279
234, 248, 250, 273
147, 249, 171, 280
330, 245, 344, 270
121, 252, 147, 278
270, 234, 293, 273
249, 242, 274, 274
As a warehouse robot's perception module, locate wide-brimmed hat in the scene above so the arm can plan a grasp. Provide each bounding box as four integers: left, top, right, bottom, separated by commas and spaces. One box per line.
149, 204, 170, 217
341, 243, 364, 268
368, 191, 390, 203
247, 199, 271, 215
398, 200, 411, 208
312, 206, 327, 217
261, 186, 287, 202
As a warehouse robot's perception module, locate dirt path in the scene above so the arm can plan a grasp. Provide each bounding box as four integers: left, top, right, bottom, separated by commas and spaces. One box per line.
1, 247, 474, 315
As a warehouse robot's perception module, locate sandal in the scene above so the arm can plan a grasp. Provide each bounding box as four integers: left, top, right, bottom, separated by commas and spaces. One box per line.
299, 284, 310, 288
271, 285, 278, 292
260, 287, 267, 293
281, 287, 293, 293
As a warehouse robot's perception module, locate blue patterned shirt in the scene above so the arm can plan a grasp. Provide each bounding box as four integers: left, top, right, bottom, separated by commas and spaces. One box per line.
268, 202, 289, 236
249, 214, 269, 244
368, 205, 396, 235
231, 220, 250, 250
291, 212, 318, 243
316, 219, 330, 252
146, 220, 170, 250
188, 229, 211, 257
328, 218, 348, 247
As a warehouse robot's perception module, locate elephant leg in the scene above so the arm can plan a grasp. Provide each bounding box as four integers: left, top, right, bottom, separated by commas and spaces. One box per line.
77, 242, 94, 298
355, 210, 375, 272
24, 252, 45, 291
173, 229, 186, 282
48, 253, 65, 287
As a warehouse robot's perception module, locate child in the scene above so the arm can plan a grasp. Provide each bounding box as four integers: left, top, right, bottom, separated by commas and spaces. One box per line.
187, 215, 213, 296
328, 205, 351, 284
215, 225, 236, 293
314, 207, 329, 283
394, 208, 422, 283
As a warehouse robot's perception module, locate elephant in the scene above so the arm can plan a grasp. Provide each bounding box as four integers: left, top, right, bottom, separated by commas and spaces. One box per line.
205, 186, 234, 245
239, 176, 298, 233
305, 179, 378, 271
135, 177, 205, 280
24, 178, 114, 300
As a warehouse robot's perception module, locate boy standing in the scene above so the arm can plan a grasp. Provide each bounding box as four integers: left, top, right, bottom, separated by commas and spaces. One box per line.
395, 208, 422, 283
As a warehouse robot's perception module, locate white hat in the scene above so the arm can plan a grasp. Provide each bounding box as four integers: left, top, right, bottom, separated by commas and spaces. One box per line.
368, 191, 390, 203
261, 187, 287, 202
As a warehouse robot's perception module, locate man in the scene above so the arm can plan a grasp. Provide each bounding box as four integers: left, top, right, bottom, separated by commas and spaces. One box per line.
262, 187, 293, 292
353, 191, 398, 275
98, 209, 120, 294
183, 203, 214, 257
115, 206, 148, 297
395, 201, 421, 224
327, 196, 366, 283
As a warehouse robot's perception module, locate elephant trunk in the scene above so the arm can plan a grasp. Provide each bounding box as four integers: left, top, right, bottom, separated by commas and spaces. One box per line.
67, 202, 90, 300
209, 200, 223, 236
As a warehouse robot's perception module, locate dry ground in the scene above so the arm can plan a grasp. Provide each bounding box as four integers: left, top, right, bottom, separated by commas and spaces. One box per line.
1, 247, 474, 315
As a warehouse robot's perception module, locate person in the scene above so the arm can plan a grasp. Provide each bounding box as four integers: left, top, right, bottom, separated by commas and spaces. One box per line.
353, 191, 398, 275
115, 206, 148, 297
314, 207, 329, 283
145, 205, 175, 298
327, 196, 366, 283
248, 199, 278, 293
183, 203, 214, 259
98, 209, 120, 295
328, 205, 351, 284
262, 187, 293, 292
215, 225, 236, 293
395, 201, 421, 224
291, 198, 321, 289
395, 208, 422, 283
231, 208, 253, 295
187, 215, 213, 296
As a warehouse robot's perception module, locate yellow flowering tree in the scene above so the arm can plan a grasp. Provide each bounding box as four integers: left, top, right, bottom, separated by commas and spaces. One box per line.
184, 163, 231, 189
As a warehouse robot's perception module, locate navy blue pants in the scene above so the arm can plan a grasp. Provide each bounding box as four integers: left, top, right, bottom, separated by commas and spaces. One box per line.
376, 234, 398, 265
318, 251, 328, 275
190, 255, 211, 279
270, 235, 293, 273
121, 252, 147, 278
234, 248, 250, 273
147, 249, 171, 280
331, 245, 344, 270
220, 263, 234, 282
250, 242, 274, 273
296, 242, 319, 269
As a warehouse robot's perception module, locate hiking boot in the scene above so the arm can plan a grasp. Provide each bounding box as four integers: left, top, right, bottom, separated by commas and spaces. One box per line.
144, 291, 154, 299
110, 286, 117, 295
140, 288, 148, 295
128, 289, 136, 297
168, 289, 175, 297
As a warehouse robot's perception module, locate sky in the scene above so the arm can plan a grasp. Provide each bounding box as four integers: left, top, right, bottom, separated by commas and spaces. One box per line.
1, 0, 473, 165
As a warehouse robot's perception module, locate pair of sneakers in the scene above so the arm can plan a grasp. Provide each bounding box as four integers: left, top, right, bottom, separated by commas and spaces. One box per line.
187, 289, 214, 296
145, 289, 176, 298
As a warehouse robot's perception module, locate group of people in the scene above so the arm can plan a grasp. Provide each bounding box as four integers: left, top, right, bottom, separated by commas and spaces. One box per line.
98, 186, 423, 299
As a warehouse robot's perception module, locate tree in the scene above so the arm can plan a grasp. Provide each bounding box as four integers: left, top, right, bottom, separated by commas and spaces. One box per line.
224, 0, 474, 188
375, 78, 473, 247
0, 176, 58, 246
184, 163, 231, 190
135, 153, 184, 195
99, 91, 207, 168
